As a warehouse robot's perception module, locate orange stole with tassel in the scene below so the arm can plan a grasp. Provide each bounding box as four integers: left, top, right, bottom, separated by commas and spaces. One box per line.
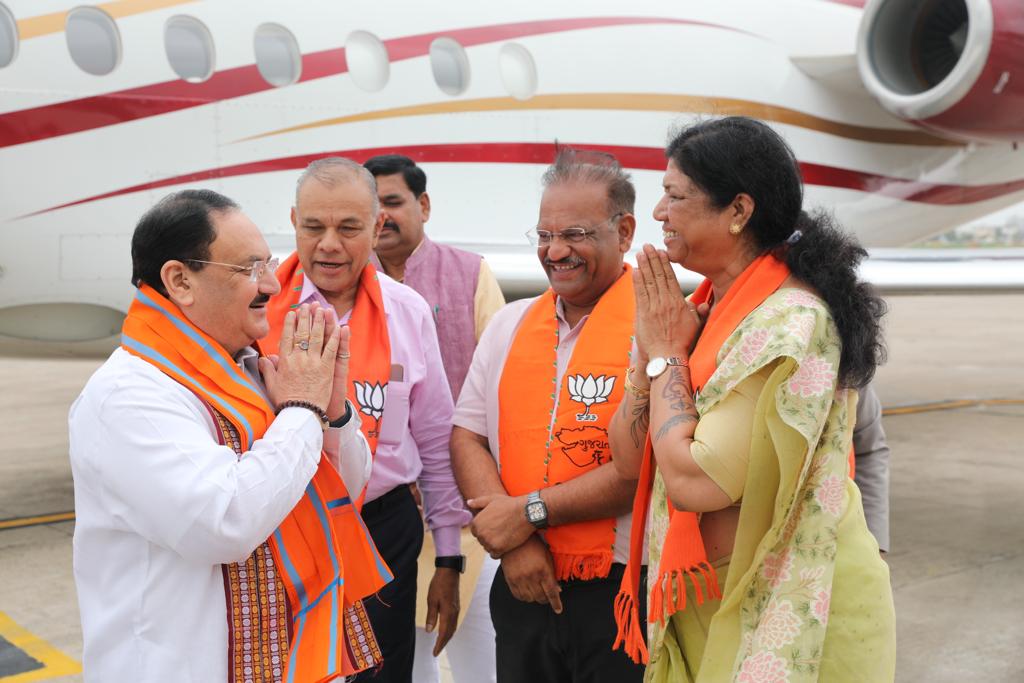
497, 267, 634, 580
614, 254, 791, 664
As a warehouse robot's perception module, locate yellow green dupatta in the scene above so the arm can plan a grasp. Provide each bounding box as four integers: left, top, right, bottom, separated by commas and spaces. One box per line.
647, 286, 896, 682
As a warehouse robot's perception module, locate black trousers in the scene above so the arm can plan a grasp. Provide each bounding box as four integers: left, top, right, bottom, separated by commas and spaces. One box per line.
490, 563, 646, 683
352, 485, 424, 683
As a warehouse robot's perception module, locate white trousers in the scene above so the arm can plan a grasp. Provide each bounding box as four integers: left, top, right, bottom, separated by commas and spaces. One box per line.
412, 555, 500, 683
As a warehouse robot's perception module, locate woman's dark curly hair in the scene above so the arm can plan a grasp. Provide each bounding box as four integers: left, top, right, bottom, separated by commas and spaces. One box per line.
666, 116, 886, 388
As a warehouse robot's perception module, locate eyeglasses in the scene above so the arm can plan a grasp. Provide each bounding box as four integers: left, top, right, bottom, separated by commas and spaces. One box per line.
526, 214, 623, 246
186, 257, 280, 283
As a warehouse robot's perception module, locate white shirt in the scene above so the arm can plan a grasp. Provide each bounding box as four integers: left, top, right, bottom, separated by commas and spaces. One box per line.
69, 347, 371, 682
454, 297, 634, 564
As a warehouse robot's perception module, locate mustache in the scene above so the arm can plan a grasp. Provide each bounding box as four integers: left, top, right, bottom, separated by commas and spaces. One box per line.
249, 293, 271, 307
383, 220, 400, 230
543, 256, 583, 267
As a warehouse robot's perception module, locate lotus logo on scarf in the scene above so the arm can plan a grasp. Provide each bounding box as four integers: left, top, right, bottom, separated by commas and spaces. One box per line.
353, 381, 387, 435
567, 374, 615, 422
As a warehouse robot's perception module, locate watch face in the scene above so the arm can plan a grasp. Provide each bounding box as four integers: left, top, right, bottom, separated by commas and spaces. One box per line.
526, 502, 545, 522
646, 357, 667, 379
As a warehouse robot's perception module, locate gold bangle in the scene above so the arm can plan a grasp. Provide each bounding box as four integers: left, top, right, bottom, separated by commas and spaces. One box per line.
624, 367, 651, 399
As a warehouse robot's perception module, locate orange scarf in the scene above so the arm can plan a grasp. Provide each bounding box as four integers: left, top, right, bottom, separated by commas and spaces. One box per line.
614, 254, 790, 664
265, 254, 392, 476
498, 266, 634, 581
121, 284, 392, 680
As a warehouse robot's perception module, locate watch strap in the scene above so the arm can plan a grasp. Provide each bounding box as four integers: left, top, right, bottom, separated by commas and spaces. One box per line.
329, 401, 353, 429
525, 490, 549, 529
434, 555, 466, 573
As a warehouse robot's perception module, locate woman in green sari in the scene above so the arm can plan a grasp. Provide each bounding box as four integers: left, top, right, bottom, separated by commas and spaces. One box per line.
609, 117, 895, 682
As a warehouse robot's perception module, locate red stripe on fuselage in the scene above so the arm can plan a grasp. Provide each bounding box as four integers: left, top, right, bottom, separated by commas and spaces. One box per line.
24, 142, 1024, 217
0, 17, 740, 149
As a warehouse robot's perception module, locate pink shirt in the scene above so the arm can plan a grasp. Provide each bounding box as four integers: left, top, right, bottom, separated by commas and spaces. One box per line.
300, 273, 468, 556
453, 297, 634, 563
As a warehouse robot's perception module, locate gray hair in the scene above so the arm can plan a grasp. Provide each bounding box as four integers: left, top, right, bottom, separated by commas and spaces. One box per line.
295, 157, 379, 215
541, 148, 636, 216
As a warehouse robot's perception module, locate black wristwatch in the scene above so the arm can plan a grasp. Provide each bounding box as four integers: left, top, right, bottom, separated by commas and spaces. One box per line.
329, 401, 352, 429
435, 555, 466, 573
525, 490, 549, 529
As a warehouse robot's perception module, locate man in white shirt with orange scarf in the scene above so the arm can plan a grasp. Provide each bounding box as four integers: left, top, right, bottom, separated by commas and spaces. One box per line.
70, 189, 389, 682
451, 150, 645, 683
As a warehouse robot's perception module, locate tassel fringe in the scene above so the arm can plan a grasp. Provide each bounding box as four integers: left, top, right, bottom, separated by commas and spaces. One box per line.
613, 590, 650, 664
649, 562, 723, 627
553, 551, 613, 582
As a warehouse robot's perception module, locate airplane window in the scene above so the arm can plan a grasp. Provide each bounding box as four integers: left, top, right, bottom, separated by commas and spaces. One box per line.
254, 23, 301, 87
165, 15, 215, 82
346, 30, 389, 92
0, 3, 17, 69
66, 6, 121, 76
499, 43, 537, 100
430, 37, 469, 96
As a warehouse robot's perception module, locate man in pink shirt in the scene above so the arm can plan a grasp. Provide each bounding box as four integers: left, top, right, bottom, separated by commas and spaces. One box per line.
269, 157, 471, 683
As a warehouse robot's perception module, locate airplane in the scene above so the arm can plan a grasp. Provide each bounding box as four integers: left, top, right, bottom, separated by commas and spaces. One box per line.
1, 0, 1023, 355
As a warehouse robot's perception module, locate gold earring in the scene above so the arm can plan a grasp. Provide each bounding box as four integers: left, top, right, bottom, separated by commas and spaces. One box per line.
729, 223, 743, 235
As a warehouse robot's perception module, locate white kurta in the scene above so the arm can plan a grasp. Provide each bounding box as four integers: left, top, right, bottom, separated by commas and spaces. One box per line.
69, 347, 372, 683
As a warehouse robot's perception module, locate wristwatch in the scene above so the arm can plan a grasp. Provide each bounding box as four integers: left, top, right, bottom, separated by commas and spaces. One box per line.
524, 490, 549, 529
328, 401, 353, 429
435, 555, 466, 573
645, 356, 687, 380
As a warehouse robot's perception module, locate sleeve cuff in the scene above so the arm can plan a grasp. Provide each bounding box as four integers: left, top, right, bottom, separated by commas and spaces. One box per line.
431, 525, 462, 557
275, 406, 324, 452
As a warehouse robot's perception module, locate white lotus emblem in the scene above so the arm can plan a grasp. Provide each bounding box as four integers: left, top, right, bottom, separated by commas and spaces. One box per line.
353, 381, 387, 426
567, 373, 616, 421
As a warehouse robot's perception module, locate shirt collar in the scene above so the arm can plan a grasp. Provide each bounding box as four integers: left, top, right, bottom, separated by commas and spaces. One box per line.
555, 296, 591, 331
233, 345, 261, 376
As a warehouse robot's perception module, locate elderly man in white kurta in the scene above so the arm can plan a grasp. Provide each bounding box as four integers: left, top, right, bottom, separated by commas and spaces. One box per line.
69, 189, 385, 683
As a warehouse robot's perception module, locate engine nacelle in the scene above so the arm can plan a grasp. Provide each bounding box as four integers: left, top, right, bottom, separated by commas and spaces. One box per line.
857, 0, 1024, 143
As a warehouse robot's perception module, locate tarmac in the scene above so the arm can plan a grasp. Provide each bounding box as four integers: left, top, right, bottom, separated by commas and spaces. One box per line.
0, 294, 1022, 682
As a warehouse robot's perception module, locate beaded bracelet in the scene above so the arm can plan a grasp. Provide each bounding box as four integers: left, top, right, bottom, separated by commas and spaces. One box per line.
276, 400, 330, 429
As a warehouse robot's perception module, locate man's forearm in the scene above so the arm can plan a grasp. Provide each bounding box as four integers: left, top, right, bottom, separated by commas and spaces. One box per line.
543, 462, 637, 527
451, 426, 508, 502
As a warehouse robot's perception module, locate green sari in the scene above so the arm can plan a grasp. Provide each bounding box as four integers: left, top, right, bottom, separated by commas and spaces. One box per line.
646, 288, 895, 682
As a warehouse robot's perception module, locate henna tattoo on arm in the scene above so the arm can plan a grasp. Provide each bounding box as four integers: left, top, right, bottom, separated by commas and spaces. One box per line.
615, 392, 651, 449
628, 396, 650, 449
653, 366, 698, 444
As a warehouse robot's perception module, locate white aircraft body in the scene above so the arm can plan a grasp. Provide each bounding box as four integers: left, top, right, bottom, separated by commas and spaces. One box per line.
1, 0, 1023, 352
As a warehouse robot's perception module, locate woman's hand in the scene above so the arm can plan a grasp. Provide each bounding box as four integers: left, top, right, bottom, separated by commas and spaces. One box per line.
634, 244, 707, 359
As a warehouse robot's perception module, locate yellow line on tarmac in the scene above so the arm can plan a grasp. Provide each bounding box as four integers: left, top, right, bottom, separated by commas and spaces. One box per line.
0, 512, 74, 531
883, 398, 1024, 416
0, 612, 80, 681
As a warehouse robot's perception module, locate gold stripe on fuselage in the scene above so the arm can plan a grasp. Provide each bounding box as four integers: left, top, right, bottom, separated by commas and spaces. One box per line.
238, 92, 960, 148
16, 0, 199, 40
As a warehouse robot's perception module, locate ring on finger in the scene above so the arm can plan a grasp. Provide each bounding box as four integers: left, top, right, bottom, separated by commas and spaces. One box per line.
296, 339, 310, 351
337, 352, 351, 359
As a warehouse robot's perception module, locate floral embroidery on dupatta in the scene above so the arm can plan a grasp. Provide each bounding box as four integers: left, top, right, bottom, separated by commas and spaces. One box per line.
651, 288, 856, 681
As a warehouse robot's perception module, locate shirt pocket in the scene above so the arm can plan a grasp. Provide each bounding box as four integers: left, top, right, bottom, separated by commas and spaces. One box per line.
378, 380, 412, 447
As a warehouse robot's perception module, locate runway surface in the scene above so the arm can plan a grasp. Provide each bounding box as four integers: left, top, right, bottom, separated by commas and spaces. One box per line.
1, 294, 1022, 682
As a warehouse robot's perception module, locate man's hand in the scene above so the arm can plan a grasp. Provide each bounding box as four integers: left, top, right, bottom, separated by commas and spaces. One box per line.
324, 313, 351, 422
262, 303, 341, 412
500, 536, 562, 613
467, 493, 535, 558
423, 567, 460, 656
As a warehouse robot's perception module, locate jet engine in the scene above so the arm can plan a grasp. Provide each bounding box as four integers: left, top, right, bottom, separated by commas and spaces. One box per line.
857, 0, 1024, 143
